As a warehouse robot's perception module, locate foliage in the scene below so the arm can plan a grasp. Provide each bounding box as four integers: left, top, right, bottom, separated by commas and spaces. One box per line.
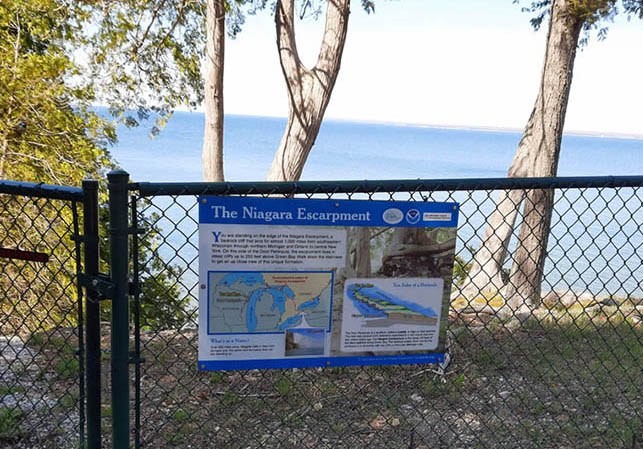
0, 0, 107, 333
135, 209, 193, 331
516, 0, 643, 42
76, 0, 254, 131
96, 205, 192, 331
76, 0, 375, 131
453, 254, 472, 286
0, 0, 189, 332
0, 0, 112, 183
0, 407, 23, 441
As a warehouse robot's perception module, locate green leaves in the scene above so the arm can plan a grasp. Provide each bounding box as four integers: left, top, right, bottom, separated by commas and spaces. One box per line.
0, 0, 111, 184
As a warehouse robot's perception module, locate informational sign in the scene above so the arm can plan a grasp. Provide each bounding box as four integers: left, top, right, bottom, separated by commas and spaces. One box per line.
198, 196, 459, 371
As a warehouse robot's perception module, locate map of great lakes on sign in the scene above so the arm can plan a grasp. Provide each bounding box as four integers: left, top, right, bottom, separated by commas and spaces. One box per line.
208, 271, 333, 334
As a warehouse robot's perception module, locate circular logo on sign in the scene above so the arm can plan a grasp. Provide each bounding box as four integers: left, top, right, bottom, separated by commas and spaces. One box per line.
382, 208, 404, 225
406, 209, 421, 224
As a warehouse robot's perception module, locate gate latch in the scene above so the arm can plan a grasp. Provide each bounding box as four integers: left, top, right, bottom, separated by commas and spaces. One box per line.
78, 273, 115, 300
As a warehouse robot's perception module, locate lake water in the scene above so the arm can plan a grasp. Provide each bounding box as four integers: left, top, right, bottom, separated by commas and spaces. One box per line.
110, 113, 642, 298
110, 113, 643, 182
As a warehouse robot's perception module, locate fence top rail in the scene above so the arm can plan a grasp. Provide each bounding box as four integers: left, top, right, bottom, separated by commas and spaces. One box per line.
133, 175, 643, 197
0, 179, 85, 201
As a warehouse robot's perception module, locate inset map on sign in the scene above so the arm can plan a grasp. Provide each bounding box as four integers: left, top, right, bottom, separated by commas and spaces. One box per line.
208, 271, 333, 334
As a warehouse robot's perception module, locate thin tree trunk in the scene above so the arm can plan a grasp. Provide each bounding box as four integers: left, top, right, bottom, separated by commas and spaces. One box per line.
267, 0, 350, 182
202, 0, 225, 182
503, 0, 583, 312
352, 227, 371, 277
0, 135, 8, 179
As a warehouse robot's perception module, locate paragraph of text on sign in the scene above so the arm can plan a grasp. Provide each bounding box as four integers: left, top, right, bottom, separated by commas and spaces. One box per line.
202, 224, 347, 269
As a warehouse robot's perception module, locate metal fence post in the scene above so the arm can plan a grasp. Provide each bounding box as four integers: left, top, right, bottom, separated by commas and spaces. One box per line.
82, 179, 101, 449
108, 170, 130, 449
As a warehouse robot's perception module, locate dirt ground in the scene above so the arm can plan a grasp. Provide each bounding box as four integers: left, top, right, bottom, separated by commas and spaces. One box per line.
2, 303, 641, 449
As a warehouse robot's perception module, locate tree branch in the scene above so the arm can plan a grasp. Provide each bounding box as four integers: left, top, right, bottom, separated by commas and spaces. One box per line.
315, 0, 350, 74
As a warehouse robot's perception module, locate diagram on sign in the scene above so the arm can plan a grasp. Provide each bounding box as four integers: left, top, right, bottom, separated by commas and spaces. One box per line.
340, 277, 443, 353
345, 282, 439, 327
208, 271, 333, 334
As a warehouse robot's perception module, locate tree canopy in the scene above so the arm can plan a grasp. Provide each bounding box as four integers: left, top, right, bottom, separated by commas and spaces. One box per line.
0, 0, 112, 183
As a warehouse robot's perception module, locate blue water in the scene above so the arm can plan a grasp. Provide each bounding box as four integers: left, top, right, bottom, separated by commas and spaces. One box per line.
112, 113, 642, 298
219, 272, 265, 287
109, 112, 643, 182
346, 284, 438, 318
298, 297, 320, 311
278, 315, 303, 331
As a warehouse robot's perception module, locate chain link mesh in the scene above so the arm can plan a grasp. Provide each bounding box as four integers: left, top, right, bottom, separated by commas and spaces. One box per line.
129, 182, 642, 449
0, 191, 85, 449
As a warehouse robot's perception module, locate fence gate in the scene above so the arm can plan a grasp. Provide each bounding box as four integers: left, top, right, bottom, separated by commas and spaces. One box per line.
0, 179, 101, 449
116, 173, 642, 449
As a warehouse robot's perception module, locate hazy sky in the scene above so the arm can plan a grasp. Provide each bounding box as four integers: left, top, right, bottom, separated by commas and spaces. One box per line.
222, 0, 643, 136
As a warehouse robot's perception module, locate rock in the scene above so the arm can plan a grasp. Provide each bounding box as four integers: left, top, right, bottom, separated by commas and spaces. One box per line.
410, 393, 423, 403
600, 297, 618, 306
542, 290, 594, 310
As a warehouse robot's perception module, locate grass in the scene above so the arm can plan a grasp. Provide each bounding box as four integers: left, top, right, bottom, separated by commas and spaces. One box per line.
58, 392, 78, 410
170, 408, 190, 423
275, 376, 293, 396
0, 385, 25, 396
0, 407, 23, 441
124, 315, 642, 449
54, 356, 80, 380
6, 307, 640, 448
208, 372, 226, 384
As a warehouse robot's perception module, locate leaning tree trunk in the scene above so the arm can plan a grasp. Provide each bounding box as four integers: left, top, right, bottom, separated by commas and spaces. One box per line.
457, 152, 530, 300
502, 0, 584, 313
202, 0, 225, 182
267, 0, 350, 182
458, 0, 583, 309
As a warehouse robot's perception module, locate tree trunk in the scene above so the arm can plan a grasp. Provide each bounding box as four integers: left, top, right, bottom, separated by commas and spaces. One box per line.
0, 135, 8, 179
379, 228, 454, 278
267, 0, 350, 182
502, 0, 583, 312
202, 0, 225, 182
458, 0, 583, 308
352, 227, 371, 277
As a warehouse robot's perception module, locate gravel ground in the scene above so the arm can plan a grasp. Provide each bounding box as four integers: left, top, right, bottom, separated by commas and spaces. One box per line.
2, 306, 641, 449
128, 309, 641, 449
0, 333, 81, 449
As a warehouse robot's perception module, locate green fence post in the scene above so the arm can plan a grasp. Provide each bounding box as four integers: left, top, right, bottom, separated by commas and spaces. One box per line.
82, 179, 101, 449
108, 170, 130, 449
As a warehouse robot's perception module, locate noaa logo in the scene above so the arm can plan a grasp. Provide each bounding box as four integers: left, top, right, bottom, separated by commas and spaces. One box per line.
382, 208, 404, 225
406, 209, 421, 224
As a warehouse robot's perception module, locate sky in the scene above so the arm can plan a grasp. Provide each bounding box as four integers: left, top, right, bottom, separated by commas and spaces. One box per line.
221, 0, 643, 136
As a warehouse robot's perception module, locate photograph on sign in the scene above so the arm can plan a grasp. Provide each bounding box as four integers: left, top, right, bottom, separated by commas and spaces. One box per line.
198, 196, 459, 370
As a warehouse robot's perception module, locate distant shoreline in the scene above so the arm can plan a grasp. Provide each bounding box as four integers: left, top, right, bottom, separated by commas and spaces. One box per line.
172, 109, 643, 141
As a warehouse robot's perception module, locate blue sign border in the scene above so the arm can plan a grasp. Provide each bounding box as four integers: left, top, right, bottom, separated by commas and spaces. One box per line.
199, 196, 458, 228
199, 352, 445, 371
198, 196, 458, 371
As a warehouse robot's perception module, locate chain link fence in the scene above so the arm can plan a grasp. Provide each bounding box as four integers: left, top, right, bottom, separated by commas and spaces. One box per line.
1, 175, 641, 449
127, 176, 642, 449
0, 181, 87, 449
